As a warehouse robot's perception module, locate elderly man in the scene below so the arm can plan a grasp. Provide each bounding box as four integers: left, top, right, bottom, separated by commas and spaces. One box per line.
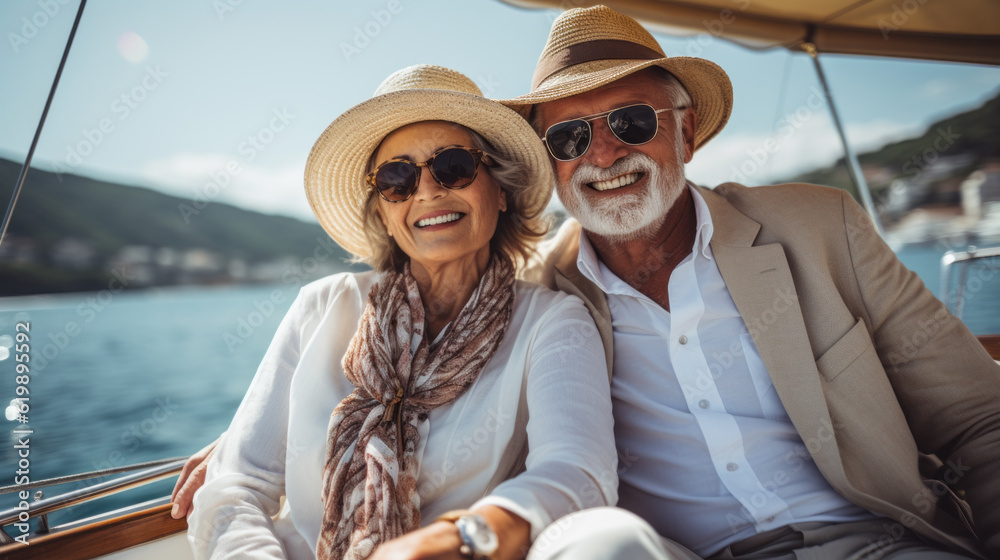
172, 5, 1000, 559
505, 5, 999, 560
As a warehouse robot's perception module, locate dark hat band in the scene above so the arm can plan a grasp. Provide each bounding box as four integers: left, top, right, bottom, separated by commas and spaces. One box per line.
530, 39, 665, 90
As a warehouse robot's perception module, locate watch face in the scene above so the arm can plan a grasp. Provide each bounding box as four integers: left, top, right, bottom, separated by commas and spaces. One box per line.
458, 515, 499, 556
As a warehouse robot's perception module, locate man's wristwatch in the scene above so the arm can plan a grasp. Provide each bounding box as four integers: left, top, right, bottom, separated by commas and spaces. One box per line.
454, 514, 499, 559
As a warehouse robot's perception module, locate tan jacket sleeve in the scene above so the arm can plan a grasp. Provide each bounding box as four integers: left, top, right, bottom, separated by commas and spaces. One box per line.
840, 190, 1000, 554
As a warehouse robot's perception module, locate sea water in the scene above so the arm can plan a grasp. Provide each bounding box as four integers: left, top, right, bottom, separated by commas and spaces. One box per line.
0, 283, 299, 526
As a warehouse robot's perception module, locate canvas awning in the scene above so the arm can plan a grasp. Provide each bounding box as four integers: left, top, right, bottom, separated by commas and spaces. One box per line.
500, 0, 1000, 65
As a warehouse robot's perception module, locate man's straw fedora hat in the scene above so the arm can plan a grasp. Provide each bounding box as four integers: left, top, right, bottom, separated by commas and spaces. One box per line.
304, 64, 553, 259
502, 5, 733, 151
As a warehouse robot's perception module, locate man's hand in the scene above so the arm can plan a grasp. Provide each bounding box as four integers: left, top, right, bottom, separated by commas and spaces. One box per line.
369, 521, 465, 560
170, 439, 219, 519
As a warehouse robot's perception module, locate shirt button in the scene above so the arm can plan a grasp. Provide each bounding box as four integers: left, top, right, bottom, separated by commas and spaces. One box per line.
764, 516, 775, 523
679, 335, 688, 345
698, 399, 710, 409
726, 462, 739, 472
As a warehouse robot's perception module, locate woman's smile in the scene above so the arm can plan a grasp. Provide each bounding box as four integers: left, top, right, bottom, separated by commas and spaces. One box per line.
413, 210, 466, 230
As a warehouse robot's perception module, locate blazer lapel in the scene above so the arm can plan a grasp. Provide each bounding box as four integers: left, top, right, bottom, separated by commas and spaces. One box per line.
701, 187, 848, 484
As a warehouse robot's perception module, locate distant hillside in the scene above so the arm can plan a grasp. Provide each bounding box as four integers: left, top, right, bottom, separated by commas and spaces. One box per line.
0, 158, 362, 295
783, 90, 1000, 197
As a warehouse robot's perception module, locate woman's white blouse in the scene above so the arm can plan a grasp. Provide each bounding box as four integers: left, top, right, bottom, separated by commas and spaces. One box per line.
189, 272, 617, 559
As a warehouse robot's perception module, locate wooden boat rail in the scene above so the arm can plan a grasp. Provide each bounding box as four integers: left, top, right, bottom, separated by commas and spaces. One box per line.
979, 335, 1000, 361
0, 457, 185, 550
0, 502, 187, 560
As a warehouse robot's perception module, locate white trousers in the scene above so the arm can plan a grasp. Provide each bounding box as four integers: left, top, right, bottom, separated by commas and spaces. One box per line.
526, 507, 978, 560
527, 507, 700, 560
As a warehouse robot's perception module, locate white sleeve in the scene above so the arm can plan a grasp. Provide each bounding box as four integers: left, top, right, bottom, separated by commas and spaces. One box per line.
187, 284, 321, 559
473, 294, 618, 539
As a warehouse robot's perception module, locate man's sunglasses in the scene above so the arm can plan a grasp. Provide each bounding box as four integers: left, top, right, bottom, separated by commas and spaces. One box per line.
541, 103, 686, 162
366, 146, 490, 203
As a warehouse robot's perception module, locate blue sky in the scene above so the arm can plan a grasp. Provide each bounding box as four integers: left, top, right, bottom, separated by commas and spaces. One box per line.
2, 0, 998, 221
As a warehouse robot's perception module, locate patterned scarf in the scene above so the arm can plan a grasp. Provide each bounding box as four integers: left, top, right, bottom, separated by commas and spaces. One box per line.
317, 254, 515, 560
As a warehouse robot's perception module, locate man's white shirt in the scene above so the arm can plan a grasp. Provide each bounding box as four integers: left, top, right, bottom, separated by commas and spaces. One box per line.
576, 185, 875, 556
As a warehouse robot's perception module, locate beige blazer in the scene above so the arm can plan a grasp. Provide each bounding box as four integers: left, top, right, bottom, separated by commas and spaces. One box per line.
522, 182, 1000, 559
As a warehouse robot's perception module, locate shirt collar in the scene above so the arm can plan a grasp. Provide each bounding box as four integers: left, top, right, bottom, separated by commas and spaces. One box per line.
690, 183, 715, 260
576, 183, 716, 292
576, 221, 608, 291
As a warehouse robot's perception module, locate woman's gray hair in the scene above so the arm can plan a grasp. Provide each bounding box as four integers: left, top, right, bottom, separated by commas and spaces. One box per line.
357, 125, 550, 273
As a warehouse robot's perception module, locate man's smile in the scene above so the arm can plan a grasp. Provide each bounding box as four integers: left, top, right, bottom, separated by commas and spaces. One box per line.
588, 172, 645, 192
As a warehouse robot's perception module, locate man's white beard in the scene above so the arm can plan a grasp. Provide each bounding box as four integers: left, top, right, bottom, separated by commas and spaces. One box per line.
558, 132, 687, 241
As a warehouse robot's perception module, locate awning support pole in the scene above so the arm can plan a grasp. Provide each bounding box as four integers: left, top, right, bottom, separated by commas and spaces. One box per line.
804, 42, 886, 238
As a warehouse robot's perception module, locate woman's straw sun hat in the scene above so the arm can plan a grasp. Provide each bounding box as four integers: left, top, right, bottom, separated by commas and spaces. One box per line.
304, 64, 553, 259
502, 4, 734, 152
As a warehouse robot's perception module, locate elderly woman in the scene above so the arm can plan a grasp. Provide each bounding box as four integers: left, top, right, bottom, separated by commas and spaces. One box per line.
187, 64, 616, 560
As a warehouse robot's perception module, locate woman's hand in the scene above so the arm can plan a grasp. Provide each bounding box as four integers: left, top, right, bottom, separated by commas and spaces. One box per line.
371, 506, 531, 560
369, 521, 465, 560
170, 438, 219, 519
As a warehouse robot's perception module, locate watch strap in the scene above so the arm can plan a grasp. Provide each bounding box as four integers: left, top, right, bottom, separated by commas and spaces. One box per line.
456, 520, 478, 559
434, 509, 473, 524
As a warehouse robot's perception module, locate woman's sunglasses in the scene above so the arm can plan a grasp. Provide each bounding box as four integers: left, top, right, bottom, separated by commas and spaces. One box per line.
541, 103, 686, 162
366, 146, 489, 203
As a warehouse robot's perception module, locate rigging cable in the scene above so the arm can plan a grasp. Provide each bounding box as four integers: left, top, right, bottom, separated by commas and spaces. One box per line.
0, 0, 88, 250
